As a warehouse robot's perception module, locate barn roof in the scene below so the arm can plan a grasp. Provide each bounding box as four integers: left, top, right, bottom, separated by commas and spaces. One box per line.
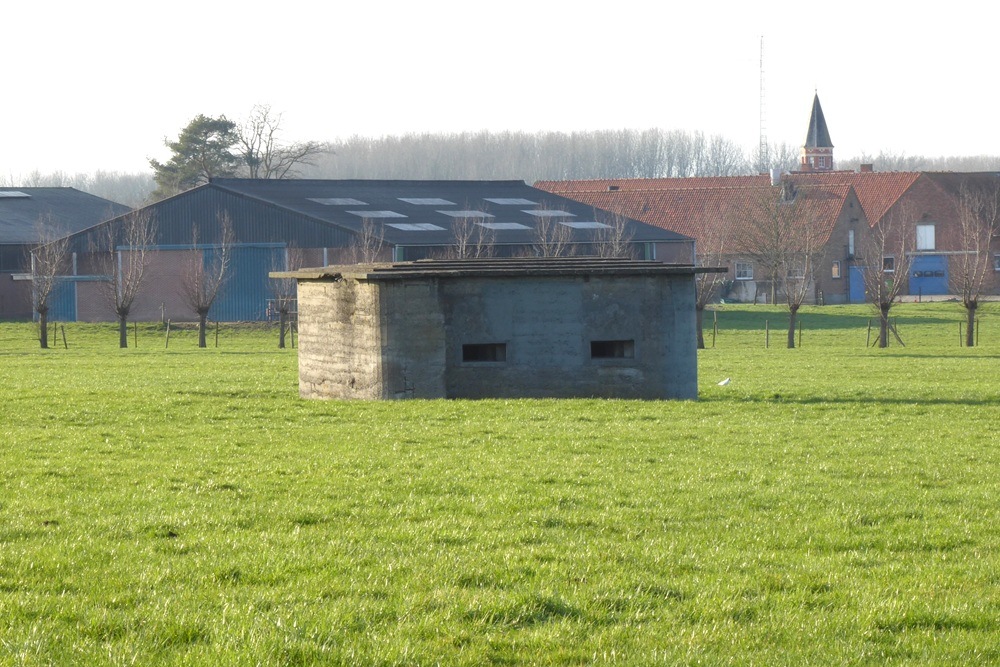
0, 187, 130, 245
208, 178, 690, 247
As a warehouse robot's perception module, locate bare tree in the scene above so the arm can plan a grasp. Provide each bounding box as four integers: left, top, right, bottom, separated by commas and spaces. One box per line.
237, 105, 328, 179
952, 181, 1000, 346
592, 210, 636, 259
531, 213, 574, 258
857, 204, 918, 348
738, 184, 828, 348
29, 218, 70, 349
270, 245, 304, 349
350, 218, 386, 263
99, 209, 157, 348
180, 213, 236, 348
449, 215, 496, 259
693, 210, 732, 349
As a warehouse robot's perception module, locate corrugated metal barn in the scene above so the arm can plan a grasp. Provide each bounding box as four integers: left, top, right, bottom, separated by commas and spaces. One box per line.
1, 188, 130, 320
56, 179, 694, 323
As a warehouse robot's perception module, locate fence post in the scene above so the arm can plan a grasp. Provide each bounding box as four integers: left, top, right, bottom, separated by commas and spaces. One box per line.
215, 321, 220, 348
61, 325, 68, 350
959, 322, 963, 347
165, 320, 171, 349
765, 319, 769, 349
867, 319, 872, 347
712, 311, 717, 348
798, 320, 802, 348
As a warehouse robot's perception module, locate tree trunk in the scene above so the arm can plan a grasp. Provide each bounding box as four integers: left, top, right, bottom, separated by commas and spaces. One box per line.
966, 301, 977, 347
787, 305, 798, 349
279, 309, 288, 349
198, 312, 208, 348
39, 310, 49, 349
695, 306, 705, 350
118, 315, 129, 348
879, 304, 890, 348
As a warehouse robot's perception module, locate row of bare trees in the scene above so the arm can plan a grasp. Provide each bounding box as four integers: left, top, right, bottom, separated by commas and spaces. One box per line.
692, 179, 1000, 349
29, 211, 236, 349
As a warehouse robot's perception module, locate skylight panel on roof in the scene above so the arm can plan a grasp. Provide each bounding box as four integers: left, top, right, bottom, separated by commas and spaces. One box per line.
437, 210, 495, 218
0, 191, 30, 199
484, 198, 538, 205
309, 197, 367, 205
386, 223, 446, 231
559, 221, 611, 229
477, 222, 530, 230
347, 210, 407, 218
524, 209, 576, 218
398, 198, 456, 206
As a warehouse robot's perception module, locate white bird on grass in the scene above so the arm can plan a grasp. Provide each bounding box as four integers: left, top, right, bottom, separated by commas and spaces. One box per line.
718, 378, 730, 386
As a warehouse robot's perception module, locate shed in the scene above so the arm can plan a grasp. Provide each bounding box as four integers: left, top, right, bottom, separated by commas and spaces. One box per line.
278, 257, 704, 400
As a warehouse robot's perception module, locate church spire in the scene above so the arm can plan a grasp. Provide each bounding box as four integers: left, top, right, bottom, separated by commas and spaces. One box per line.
801, 92, 834, 171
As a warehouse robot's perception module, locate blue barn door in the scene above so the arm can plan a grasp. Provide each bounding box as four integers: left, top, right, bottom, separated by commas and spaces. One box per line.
47, 279, 77, 321
849, 265, 867, 303
909, 255, 948, 296
209, 245, 285, 321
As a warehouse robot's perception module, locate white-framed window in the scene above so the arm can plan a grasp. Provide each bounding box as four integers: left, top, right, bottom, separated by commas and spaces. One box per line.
848, 229, 855, 257
883, 256, 895, 273
832, 261, 842, 279
916, 224, 936, 251
734, 261, 753, 280
994, 254, 1000, 272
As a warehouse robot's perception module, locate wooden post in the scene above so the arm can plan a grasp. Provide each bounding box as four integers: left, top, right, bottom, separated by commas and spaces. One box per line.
712, 311, 717, 348
798, 320, 802, 348
215, 320, 220, 348
61, 325, 68, 350
165, 320, 171, 349
133, 320, 138, 348
976, 317, 980, 346
291, 322, 297, 349
866, 319, 872, 347
765, 319, 769, 349
959, 322, 963, 347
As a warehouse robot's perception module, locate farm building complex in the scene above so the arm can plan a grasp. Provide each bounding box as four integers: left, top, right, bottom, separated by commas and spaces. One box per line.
45, 179, 693, 322
282, 258, 704, 400
538, 95, 1000, 305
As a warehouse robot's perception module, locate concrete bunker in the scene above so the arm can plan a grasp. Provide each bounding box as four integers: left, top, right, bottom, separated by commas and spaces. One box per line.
277, 257, 703, 400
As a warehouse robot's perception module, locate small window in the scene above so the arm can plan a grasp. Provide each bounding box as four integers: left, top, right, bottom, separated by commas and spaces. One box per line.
994, 255, 1000, 272
786, 265, 805, 279
916, 224, 936, 251
832, 261, 842, 279
591, 340, 634, 359
735, 261, 753, 281
848, 229, 856, 257
883, 256, 895, 273
462, 343, 506, 363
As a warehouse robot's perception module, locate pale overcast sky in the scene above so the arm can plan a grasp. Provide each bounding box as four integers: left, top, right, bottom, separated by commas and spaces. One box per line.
2, 0, 997, 177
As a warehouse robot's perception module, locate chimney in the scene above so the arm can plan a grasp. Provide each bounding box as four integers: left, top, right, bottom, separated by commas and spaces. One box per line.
860, 164, 874, 173
770, 168, 782, 186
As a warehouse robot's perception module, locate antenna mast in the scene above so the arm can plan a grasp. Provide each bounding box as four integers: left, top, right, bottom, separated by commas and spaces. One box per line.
758, 36, 769, 172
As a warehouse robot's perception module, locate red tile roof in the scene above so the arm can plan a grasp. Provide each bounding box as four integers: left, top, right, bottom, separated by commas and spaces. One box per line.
537, 171, 922, 230
537, 178, 852, 249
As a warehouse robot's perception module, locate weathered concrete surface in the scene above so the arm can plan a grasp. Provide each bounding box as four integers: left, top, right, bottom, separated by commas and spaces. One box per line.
287, 259, 700, 400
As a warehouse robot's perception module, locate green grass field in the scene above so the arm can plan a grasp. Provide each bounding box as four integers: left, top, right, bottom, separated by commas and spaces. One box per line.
1, 305, 998, 665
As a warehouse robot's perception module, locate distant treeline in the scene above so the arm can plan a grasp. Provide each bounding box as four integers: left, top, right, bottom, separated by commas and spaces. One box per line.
7, 129, 1000, 208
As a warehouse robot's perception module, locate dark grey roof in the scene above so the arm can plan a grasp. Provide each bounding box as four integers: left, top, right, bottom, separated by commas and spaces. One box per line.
803, 93, 833, 149
0, 187, 130, 245
209, 178, 691, 246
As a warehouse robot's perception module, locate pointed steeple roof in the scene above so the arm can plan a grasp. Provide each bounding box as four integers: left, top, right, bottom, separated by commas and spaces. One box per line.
804, 93, 833, 148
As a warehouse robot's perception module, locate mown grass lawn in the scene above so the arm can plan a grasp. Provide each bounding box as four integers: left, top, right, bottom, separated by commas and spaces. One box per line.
1, 305, 998, 665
